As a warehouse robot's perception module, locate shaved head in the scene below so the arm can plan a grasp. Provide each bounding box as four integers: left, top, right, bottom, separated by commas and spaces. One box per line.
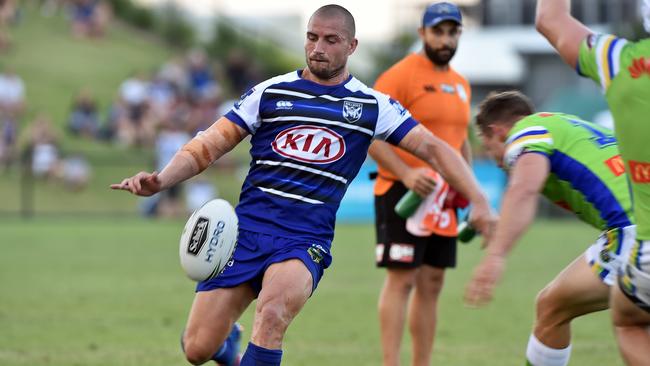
310, 4, 356, 39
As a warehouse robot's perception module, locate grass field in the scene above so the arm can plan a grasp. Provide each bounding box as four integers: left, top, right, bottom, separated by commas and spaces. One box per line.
0, 218, 624, 366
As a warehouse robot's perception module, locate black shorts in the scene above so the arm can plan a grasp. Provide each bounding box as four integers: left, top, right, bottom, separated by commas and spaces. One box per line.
374, 181, 457, 269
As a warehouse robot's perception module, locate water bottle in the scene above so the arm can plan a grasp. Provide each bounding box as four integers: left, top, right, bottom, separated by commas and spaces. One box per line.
457, 220, 477, 243
394, 190, 423, 219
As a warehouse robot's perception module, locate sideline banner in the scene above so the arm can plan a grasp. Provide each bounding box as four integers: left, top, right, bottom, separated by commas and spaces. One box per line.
337, 159, 506, 223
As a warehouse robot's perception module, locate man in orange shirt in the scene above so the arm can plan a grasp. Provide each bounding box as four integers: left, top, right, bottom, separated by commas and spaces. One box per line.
369, 3, 471, 365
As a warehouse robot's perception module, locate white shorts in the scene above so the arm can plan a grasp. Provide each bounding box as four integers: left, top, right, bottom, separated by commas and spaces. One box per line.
585, 225, 636, 286
619, 240, 650, 310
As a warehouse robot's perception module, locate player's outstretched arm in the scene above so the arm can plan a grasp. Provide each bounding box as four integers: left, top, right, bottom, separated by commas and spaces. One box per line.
110, 118, 248, 196
464, 153, 550, 307
368, 140, 436, 197
398, 124, 496, 236
535, 0, 592, 68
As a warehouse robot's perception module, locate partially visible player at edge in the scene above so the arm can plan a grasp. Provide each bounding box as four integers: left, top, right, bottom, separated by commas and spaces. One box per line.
368, 3, 472, 365
465, 91, 636, 366
536, 1, 650, 365
111, 5, 495, 366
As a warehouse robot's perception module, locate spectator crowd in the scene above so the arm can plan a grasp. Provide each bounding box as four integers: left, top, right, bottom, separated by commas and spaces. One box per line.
1, 1, 261, 217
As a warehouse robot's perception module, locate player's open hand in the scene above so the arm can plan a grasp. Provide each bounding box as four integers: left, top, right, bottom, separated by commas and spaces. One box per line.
110, 171, 162, 197
403, 167, 436, 197
464, 253, 506, 307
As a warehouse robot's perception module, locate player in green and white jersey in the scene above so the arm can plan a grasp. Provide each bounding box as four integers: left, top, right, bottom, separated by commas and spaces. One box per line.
464, 91, 636, 366
536, 1, 650, 364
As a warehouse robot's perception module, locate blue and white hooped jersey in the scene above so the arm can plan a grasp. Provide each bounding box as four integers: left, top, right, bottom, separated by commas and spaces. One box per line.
225, 70, 418, 243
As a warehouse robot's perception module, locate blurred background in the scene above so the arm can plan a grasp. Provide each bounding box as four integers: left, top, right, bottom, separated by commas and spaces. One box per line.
1, 0, 645, 220
0, 1, 645, 365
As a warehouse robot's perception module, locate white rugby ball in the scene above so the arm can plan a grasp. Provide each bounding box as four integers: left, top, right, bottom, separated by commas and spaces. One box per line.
179, 199, 238, 281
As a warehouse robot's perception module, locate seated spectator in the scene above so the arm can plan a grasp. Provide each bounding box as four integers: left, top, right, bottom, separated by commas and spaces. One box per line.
0, 66, 25, 120
140, 113, 191, 218
225, 48, 258, 94
68, 89, 100, 138
148, 74, 179, 123
59, 154, 91, 191
0, 66, 23, 168
158, 56, 188, 95
187, 88, 221, 136
23, 115, 60, 179
0, 0, 17, 51
0, 116, 16, 171
185, 177, 217, 212
186, 49, 220, 101
70, 0, 110, 39
116, 71, 155, 147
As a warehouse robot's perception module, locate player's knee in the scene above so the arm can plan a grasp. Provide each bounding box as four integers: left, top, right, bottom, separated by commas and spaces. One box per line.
535, 286, 566, 324
387, 269, 418, 294
257, 301, 291, 332
182, 334, 213, 365
419, 268, 445, 295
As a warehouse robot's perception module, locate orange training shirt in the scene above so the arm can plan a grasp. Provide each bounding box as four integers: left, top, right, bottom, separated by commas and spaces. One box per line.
373, 52, 471, 196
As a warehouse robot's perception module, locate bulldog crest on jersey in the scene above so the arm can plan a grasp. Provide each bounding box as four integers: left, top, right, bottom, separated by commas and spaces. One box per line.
342, 101, 363, 123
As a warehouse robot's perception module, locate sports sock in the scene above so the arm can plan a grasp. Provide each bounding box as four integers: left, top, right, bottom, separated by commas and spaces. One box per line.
212, 324, 242, 365
525, 334, 571, 366
240, 342, 282, 366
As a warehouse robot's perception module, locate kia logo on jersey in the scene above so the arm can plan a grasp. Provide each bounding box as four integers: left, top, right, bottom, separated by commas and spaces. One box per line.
272, 125, 345, 164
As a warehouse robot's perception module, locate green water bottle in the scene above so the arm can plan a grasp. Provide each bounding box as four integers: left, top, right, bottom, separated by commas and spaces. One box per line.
394, 190, 423, 219
457, 220, 477, 243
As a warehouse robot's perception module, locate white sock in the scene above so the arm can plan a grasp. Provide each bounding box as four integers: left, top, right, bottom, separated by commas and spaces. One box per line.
525, 334, 572, 366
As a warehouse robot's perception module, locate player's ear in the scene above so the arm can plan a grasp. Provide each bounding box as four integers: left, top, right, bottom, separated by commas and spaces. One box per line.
348, 37, 358, 55
418, 27, 425, 40
487, 124, 503, 138
492, 124, 510, 140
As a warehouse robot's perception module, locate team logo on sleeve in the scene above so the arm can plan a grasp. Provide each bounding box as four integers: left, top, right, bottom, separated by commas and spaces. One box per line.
342, 101, 363, 123
272, 125, 345, 164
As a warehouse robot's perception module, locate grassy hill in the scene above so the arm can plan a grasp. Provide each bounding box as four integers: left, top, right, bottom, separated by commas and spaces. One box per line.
0, 4, 249, 216
4, 3, 173, 151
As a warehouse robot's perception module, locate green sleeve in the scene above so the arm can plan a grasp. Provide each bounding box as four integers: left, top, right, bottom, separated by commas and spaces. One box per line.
577, 33, 629, 92
503, 121, 553, 169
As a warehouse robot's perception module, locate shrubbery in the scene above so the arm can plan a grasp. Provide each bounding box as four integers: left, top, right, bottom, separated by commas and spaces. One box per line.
108, 0, 194, 49
206, 19, 301, 79
108, 0, 300, 81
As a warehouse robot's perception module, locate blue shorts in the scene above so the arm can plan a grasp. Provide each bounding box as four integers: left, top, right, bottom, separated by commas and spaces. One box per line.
196, 229, 333, 296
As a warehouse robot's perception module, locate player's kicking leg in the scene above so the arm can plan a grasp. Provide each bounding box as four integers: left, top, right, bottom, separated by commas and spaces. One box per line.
183, 284, 255, 365
240, 259, 314, 366
526, 253, 610, 366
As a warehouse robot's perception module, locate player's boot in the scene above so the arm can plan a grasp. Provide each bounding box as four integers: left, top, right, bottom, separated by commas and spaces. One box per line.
214, 322, 243, 366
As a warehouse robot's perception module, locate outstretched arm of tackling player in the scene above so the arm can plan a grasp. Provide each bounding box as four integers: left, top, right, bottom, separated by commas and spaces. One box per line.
535, 0, 592, 68
398, 124, 496, 236
464, 152, 550, 306
110, 118, 248, 196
